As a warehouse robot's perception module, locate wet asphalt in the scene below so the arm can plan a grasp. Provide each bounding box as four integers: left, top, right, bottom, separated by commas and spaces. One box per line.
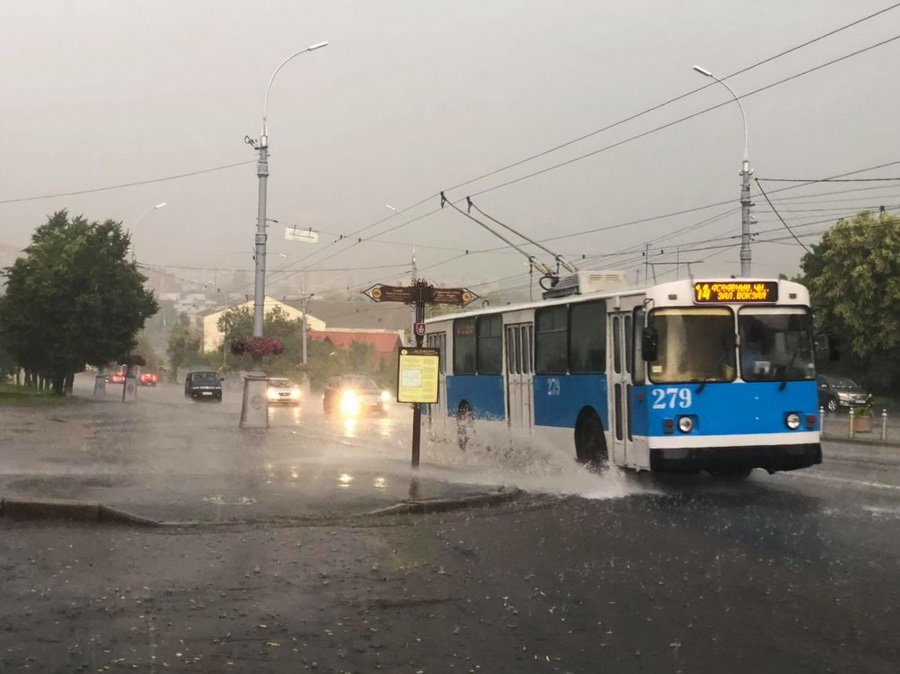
1, 375, 899, 672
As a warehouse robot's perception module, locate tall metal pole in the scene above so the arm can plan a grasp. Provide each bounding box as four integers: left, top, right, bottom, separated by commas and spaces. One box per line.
240, 40, 328, 429
386, 204, 417, 345
253, 144, 269, 338
693, 65, 752, 276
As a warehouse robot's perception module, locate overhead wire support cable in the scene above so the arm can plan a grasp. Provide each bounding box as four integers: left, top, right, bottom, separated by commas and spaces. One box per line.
465, 198, 579, 273
440, 191, 557, 283
466, 33, 900, 200
437, 1, 900, 198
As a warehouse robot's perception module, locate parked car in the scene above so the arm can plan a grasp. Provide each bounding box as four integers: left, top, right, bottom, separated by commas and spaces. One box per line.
817, 374, 871, 413
266, 377, 301, 406
322, 374, 390, 417
139, 372, 158, 386
184, 370, 223, 401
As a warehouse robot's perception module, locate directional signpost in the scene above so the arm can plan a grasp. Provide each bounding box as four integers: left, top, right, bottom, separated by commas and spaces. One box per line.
364, 280, 478, 469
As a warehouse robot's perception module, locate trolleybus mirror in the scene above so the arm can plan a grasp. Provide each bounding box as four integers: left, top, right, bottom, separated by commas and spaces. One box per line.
642, 327, 658, 362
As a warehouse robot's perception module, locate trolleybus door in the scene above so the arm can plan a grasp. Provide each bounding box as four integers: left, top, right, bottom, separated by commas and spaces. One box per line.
608, 310, 635, 467
505, 323, 534, 430
425, 332, 448, 435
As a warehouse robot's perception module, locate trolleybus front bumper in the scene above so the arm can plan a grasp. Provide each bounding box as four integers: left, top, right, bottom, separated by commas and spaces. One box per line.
650, 443, 821, 474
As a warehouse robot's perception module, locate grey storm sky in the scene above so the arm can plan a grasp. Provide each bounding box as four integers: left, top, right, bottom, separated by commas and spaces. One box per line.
2, 0, 899, 296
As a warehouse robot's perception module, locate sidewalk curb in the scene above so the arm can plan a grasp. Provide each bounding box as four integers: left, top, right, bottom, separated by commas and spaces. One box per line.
0, 498, 160, 527
822, 434, 900, 449
366, 487, 521, 517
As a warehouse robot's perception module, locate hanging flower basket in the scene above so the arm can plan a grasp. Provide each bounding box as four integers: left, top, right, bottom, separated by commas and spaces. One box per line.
230, 336, 284, 358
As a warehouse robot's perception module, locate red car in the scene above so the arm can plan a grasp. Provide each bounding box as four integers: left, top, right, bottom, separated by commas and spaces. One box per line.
106, 370, 126, 384
140, 372, 158, 386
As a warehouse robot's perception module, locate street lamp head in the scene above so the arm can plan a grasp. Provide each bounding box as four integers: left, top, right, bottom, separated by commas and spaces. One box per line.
692, 65, 713, 78
154, 202, 167, 209
385, 204, 397, 212
307, 41, 329, 51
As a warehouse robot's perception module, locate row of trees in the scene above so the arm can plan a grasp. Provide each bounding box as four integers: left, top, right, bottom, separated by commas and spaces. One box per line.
0, 211, 158, 395
166, 305, 396, 389
798, 210, 900, 394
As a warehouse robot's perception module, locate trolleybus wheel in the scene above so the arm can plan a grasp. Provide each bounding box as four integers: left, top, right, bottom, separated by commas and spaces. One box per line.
575, 411, 608, 466
457, 402, 474, 452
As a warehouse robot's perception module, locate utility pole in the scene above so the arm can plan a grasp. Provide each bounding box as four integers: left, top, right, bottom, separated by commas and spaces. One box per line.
693, 65, 753, 276
740, 157, 753, 276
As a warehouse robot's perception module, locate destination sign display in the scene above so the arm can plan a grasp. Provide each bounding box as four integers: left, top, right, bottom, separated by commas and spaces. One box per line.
693, 281, 778, 304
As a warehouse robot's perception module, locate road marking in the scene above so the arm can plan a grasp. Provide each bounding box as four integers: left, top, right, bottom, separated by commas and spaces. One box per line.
781, 472, 900, 491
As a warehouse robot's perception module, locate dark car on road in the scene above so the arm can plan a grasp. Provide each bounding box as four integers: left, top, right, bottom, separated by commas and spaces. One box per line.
817, 374, 871, 412
322, 374, 389, 416
184, 370, 223, 401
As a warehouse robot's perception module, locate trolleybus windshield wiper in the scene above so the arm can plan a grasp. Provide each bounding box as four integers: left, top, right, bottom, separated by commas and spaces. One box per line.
778, 345, 802, 391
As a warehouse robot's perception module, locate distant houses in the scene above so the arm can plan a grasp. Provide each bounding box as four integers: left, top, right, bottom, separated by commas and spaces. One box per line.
199, 295, 409, 356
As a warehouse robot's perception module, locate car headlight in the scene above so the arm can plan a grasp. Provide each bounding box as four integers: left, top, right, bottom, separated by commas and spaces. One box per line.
266, 388, 280, 400
340, 390, 361, 415
785, 413, 801, 430
837, 392, 850, 400
290, 388, 301, 399
380, 390, 390, 403
677, 416, 694, 433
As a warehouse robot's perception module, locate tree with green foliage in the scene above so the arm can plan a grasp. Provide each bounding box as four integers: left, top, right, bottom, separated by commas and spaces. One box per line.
0, 210, 158, 395
799, 210, 900, 392
166, 314, 202, 381
216, 305, 302, 374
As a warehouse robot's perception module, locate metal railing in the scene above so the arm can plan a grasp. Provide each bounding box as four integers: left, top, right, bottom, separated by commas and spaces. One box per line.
820, 406, 893, 442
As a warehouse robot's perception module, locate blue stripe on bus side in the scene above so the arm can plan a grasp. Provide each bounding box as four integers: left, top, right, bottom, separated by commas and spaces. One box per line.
533, 374, 609, 430
631, 380, 820, 438
446, 375, 506, 420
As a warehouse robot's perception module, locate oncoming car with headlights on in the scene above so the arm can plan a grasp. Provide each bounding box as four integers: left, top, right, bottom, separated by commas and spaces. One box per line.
266, 377, 302, 406
322, 375, 390, 417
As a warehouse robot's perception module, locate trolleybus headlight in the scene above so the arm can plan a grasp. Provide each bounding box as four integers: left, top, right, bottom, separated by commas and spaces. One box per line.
785, 413, 801, 430
677, 416, 694, 433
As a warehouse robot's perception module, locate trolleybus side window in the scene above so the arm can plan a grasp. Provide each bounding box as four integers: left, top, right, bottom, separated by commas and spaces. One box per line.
632, 307, 645, 384
426, 332, 447, 373
476, 315, 503, 374
612, 315, 621, 374
569, 300, 606, 374
523, 324, 534, 374
624, 314, 633, 375
535, 305, 568, 374
453, 318, 477, 375
647, 307, 736, 384
506, 327, 518, 374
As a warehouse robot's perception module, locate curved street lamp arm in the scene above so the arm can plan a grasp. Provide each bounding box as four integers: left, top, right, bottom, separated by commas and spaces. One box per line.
692, 65, 749, 164
261, 41, 329, 142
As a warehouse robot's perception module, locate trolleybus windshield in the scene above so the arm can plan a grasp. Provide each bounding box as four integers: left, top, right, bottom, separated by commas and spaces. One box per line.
738, 308, 815, 382
647, 308, 736, 384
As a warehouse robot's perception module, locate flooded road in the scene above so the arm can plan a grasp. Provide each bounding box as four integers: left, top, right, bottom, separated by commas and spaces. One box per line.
2, 376, 900, 671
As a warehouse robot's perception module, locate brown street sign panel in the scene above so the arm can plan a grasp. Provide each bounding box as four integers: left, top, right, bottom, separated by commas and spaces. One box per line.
431, 287, 478, 306
363, 284, 416, 303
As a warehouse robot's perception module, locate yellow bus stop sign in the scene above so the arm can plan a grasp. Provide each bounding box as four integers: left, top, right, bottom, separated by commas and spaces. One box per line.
396, 347, 440, 404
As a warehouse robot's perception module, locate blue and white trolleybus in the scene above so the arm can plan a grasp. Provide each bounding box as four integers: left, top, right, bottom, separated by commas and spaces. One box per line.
424, 273, 821, 477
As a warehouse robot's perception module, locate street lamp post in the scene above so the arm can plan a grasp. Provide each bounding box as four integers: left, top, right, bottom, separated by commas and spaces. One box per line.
129, 202, 167, 262
239, 40, 328, 429
385, 204, 417, 345
693, 65, 752, 277
300, 291, 314, 395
